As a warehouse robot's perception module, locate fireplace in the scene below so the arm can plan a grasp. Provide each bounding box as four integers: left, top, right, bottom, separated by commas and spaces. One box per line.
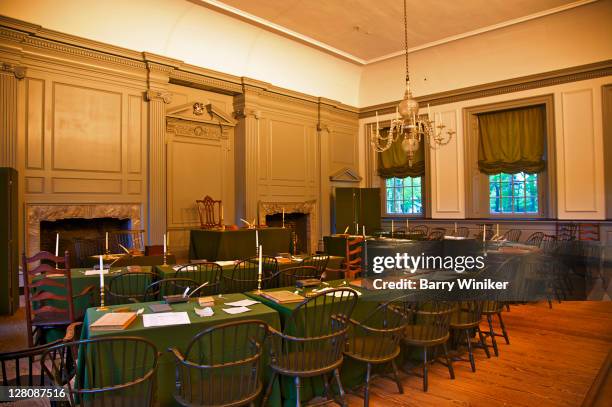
258, 200, 317, 254
25, 203, 142, 262
265, 213, 308, 254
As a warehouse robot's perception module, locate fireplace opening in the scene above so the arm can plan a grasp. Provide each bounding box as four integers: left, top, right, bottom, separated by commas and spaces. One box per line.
40, 217, 130, 267
265, 213, 308, 254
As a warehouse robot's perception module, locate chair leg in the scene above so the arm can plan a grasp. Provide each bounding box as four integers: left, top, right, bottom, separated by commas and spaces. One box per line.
442, 342, 454, 380
486, 314, 499, 356
333, 368, 347, 407
465, 329, 475, 372
294, 376, 301, 407
497, 312, 510, 344
477, 327, 491, 358
423, 347, 428, 392
390, 359, 404, 394
262, 372, 277, 407
364, 363, 371, 407
323, 373, 331, 400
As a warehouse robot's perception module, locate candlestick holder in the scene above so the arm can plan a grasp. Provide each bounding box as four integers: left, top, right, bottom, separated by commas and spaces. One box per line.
96, 283, 109, 311
254, 273, 263, 295
163, 252, 168, 266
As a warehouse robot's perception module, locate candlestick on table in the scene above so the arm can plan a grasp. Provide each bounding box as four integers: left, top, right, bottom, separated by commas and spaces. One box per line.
496, 224, 500, 238
55, 233, 59, 257
255, 230, 259, 251
406, 219, 409, 232
391, 219, 394, 235
362, 225, 366, 237
163, 233, 168, 265
356, 223, 359, 235
97, 254, 108, 311
282, 207, 285, 228
255, 244, 263, 294
482, 224, 486, 242
105, 232, 109, 254
454, 222, 458, 234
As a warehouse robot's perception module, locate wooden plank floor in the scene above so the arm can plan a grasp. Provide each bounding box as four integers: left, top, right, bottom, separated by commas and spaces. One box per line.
346, 301, 612, 407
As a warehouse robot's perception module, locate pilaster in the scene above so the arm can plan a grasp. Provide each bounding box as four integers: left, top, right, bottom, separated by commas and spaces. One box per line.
0, 63, 25, 169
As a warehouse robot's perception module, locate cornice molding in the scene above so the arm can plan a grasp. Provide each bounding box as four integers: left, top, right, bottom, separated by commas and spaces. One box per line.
359, 59, 612, 118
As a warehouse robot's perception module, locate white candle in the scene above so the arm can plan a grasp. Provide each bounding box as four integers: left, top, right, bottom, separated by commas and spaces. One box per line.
496, 224, 500, 237
167, 230, 170, 248
163, 233, 167, 255
406, 219, 409, 231
255, 230, 259, 248
99, 255, 104, 289
105, 232, 109, 252
356, 223, 359, 235
55, 233, 59, 257
258, 245, 263, 280
454, 222, 458, 234
362, 225, 366, 237
483, 224, 486, 242
220, 205, 224, 222
391, 219, 394, 234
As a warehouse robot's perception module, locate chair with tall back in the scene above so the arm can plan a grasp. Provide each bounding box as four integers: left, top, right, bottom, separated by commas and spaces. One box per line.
502, 229, 522, 242
22, 250, 94, 346
343, 236, 364, 279
42, 336, 159, 407
0, 322, 80, 394
223, 256, 278, 293
262, 288, 358, 407
449, 301, 490, 372
400, 301, 455, 391
168, 320, 268, 407
301, 254, 330, 277
110, 229, 145, 253
144, 278, 201, 302
344, 299, 407, 406
173, 262, 223, 295
106, 270, 158, 305
196, 195, 223, 229
427, 230, 445, 241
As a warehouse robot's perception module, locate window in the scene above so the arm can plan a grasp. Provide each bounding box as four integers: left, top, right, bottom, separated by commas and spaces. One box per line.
489, 172, 538, 214
385, 176, 423, 215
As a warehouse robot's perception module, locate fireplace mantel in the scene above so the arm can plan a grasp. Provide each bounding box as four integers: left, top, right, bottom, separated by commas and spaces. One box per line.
258, 200, 317, 253
25, 203, 142, 257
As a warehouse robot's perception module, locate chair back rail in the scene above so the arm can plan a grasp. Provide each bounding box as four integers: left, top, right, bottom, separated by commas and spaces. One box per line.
502, 229, 522, 242
169, 320, 267, 406
144, 278, 200, 302
107, 270, 158, 305
275, 266, 320, 287
42, 336, 158, 407
301, 255, 330, 276
22, 250, 75, 347
400, 301, 454, 343
223, 256, 278, 293
174, 262, 223, 296
195, 196, 223, 229
525, 232, 545, 247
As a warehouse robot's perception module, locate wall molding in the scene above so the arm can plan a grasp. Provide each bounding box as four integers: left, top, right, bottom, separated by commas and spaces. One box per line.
359, 59, 612, 118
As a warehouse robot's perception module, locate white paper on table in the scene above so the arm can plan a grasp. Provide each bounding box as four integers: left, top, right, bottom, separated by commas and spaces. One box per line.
142, 312, 190, 327
444, 236, 466, 240
84, 269, 109, 276
194, 307, 214, 317
215, 260, 236, 267
222, 306, 251, 314
224, 299, 260, 307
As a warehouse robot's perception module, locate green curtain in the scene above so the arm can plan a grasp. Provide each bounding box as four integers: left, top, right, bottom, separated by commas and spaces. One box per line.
377, 128, 425, 178
477, 105, 546, 174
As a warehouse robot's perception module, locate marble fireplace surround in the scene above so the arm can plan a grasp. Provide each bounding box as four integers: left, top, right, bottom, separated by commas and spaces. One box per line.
25, 203, 142, 258
258, 200, 317, 253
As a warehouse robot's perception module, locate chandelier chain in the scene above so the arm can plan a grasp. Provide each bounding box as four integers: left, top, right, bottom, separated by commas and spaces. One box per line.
403, 0, 409, 85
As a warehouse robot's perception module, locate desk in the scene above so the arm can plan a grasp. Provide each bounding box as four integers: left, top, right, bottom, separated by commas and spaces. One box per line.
189, 228, 291, 261
82, 294, 282, 406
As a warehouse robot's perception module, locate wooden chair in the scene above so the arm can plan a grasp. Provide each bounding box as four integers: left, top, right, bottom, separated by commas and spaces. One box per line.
502, 229, 522, 242
331, 236, 364, 280
453, 227, 470, 238
525, 232, 544, 246
42, 336, 158, 407
196, 195, 223, 229
400, 301, 455, 391
106, 270, 158, 305
427, 230, 445, 241
275, 265, 321, 287
449, 301, 490, 372
168, 320, 268, 407
73, 238, 104, 268
173, 262, 223, 295
144, 278, 201, 301
344, 299, 407, 406
301, 254, 330, 277
22, 250, 94, 347
475, 227, 494, 241
556, 223, 578, 241
110, 229, 145, 253
262, 288, 358, 407
410, 225, 429, 236
0, 322, 80, 391
223, 256, 278, 293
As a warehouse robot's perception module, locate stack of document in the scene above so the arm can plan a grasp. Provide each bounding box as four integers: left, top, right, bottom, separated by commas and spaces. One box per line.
221, 298, 259, 314
142, 312, 190, 328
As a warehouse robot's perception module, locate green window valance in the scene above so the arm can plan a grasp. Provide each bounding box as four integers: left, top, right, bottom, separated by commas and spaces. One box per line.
377, 128, 425, 179
477, 105, 546, 175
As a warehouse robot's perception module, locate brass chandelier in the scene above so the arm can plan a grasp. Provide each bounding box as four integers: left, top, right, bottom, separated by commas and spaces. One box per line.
371, 0, 455, 166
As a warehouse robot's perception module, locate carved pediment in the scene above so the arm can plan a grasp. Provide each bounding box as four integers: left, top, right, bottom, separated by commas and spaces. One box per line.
166, 117, 226, 140
329, 167, 362, 183
166, 101, 236, 127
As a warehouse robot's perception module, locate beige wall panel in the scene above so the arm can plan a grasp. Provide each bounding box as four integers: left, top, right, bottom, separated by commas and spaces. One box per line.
432, 109, 464, 216
26, 78, 44, 170
52, 83, 122, 172
269, 120, 307, 182
25, 177, 44, 194
560, 89, 597, 213
127, 95, 142, 174
127, 180, 141, 195
330, 131, 356, 169
52, 177, 122, 194
168, 141, 223, 226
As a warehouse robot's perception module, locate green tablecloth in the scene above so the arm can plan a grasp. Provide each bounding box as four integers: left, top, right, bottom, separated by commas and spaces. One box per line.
246, 280, 384, 406
82, 294, 282, 406
189, 228, 291, 261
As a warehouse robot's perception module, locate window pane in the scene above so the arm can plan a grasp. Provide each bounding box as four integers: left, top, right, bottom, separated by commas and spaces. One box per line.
490, 198, 500, 213
385, 177, 423, 215
500, 173, 512, 183
489, 171, 539, 214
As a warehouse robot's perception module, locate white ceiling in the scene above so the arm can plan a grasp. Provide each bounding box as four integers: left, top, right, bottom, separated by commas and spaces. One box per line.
195, 0, 585, 63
